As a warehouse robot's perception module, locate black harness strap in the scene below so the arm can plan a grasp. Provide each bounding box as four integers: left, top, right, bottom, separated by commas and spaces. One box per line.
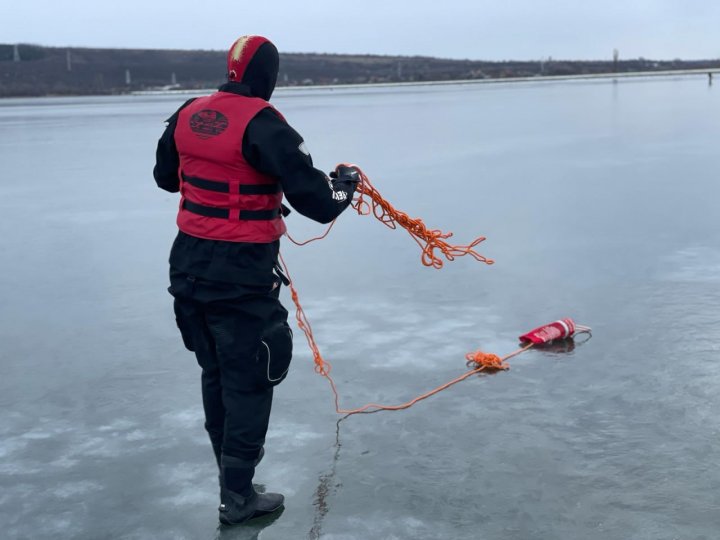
182, 173, 281, 195
182, 200, 281, 221
183, 199, 229, 218
182, 174, 228, 193
239, 184, 282, 195
240, 208, 282, 220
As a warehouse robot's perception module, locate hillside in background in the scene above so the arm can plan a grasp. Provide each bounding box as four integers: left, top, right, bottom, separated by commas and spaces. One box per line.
1, 44, 719, 97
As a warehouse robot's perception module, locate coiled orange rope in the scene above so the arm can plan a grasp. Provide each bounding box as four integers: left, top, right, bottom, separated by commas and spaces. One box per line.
351, 164, 494, 268
287, 165, 494, 267
283, 166, 522, 416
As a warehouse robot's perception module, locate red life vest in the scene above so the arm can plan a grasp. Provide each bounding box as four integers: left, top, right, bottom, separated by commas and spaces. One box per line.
174, 92, 286, 243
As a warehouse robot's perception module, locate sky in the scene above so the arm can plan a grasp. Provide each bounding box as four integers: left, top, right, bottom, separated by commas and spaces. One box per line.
2, 0, 718, 61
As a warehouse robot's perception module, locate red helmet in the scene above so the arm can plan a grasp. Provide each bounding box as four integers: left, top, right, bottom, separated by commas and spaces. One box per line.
226, 35, 279, 99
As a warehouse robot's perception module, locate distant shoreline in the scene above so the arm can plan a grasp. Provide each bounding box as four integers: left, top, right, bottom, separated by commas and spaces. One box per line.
2, 43, 719, 98
131, 68, 720, 97
1, 69, 716, 101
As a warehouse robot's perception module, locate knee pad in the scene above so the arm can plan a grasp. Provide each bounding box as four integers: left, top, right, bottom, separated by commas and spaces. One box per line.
257, 321, 293, 387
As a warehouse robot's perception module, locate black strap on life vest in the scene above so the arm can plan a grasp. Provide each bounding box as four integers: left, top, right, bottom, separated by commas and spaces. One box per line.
182, 199, 282, 220
182, 173, 281, 195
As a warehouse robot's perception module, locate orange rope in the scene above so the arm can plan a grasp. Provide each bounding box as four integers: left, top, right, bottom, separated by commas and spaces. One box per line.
279, 166, 508, 415
348, 164, 494, 268
286, 218, 337, 246
280, 252, 531, 415
286, 165, 494, 269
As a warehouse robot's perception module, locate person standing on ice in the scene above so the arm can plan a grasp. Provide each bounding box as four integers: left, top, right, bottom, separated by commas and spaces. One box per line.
153, 35, 360, 525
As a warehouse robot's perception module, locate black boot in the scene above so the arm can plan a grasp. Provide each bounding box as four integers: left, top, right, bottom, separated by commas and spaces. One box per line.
219, 454, 283, 525
215, 445, 264, 470
216, 447, 266, 501
219, 485, 285, 525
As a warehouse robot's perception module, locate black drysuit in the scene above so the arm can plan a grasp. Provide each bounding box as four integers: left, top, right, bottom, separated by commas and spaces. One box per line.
153, 77, 354, 493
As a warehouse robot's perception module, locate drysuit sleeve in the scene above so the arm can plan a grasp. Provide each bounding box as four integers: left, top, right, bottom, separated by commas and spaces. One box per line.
243, 108, 354, 224
153, 99, 196, 193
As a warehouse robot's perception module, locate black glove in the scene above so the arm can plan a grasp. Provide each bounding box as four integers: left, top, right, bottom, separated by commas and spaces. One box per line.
329, 165, 361, 198
330, 165, 361, 182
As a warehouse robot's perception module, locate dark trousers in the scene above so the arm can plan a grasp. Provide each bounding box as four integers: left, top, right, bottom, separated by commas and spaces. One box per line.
169, 268, 292, 464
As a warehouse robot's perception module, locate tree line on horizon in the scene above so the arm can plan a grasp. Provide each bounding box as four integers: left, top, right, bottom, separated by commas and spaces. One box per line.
1, 44, 718, 97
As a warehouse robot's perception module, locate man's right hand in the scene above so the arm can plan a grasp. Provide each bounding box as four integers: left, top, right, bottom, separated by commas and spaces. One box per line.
330, 165, 361, 183
329, 165, 361, 199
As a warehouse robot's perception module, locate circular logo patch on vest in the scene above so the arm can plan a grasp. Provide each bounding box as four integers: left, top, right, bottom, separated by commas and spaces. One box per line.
189, 109, 229, 139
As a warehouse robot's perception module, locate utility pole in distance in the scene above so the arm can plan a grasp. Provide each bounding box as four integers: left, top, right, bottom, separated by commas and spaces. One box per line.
613, 49, 619, 72
13, 44, 21, 62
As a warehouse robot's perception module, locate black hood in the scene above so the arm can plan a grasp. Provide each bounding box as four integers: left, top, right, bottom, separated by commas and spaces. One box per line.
226, 35, 279, 100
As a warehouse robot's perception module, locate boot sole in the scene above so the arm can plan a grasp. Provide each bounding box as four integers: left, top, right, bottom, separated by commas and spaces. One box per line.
219, 503, 284, 526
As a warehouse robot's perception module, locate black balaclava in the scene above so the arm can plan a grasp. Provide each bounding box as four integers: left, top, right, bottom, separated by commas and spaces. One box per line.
226, 35, 279, 100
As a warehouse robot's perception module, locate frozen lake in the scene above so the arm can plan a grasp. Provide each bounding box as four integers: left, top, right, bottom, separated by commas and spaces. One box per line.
1, 76, 719, 539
